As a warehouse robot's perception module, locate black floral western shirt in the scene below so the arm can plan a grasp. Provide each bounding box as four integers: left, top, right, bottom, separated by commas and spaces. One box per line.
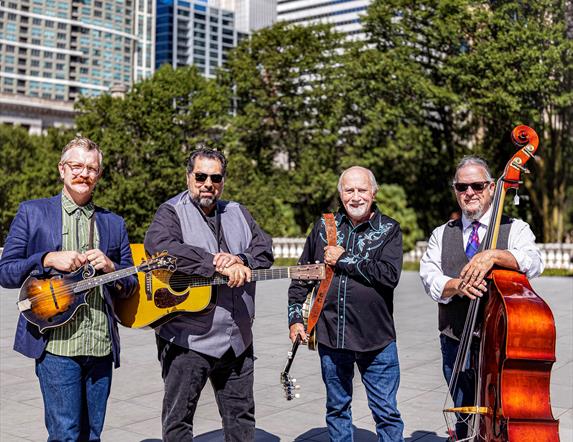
288, 206, 403, 352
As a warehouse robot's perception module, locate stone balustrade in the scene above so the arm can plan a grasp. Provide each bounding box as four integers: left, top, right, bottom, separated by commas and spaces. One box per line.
403, 241, 573, 270
1, 241, 572, 270
271, 239, 573, 270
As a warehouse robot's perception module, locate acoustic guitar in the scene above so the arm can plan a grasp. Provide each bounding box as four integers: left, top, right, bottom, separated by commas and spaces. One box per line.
114, 244, 326, 329
17, 252, 175, 333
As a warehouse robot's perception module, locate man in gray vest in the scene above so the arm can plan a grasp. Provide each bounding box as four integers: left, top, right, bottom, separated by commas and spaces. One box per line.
419, 156, 544, 440
144, 147, 273, 442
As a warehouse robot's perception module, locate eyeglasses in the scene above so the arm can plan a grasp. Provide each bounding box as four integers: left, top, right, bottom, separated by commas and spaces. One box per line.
193, 172, 224, 183
453, 181, 491, 192
64, 162, 100, 177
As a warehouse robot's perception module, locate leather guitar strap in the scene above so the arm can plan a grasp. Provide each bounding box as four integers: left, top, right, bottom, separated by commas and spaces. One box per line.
306, 213, 337, 334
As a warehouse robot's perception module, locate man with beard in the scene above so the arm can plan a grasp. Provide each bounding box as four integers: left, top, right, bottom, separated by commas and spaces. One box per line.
144, 147, 273, 442
0, 136, 138, 441
419, 156, 544, 440
288, 166, 405, 441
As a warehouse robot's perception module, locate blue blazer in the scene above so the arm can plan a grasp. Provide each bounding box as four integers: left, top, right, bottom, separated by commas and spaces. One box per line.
0, 194, 138, 368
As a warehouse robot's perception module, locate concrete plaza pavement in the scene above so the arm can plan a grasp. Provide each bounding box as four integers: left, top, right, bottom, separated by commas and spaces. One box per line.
1, 272, 571, 441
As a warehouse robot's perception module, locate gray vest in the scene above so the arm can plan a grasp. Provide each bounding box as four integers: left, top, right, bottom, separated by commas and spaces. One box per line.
439, 216, 511, 340
157, 191, 256, 358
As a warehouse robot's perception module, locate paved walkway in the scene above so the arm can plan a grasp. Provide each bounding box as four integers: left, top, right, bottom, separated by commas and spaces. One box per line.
1, 273, 571, 441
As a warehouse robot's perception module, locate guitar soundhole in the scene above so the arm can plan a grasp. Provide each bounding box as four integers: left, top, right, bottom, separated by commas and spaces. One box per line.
154, 288, 189, 308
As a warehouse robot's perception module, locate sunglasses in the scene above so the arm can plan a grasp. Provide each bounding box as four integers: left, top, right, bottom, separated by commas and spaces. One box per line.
453, 181, 491, 192
194, 172, 224, 183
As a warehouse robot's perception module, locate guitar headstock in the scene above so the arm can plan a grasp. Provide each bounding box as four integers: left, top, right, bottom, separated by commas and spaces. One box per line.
139, 252, 177, 273
289, 263, 326, 280
280, 371, 300, 401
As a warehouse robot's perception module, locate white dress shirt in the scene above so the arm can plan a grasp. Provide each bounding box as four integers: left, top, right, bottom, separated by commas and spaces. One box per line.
419, 206, 544, 304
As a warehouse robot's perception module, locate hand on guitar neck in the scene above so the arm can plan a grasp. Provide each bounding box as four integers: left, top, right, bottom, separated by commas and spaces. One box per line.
218, 263, 251, 288
43, 249, 116, 274
289, 323, 307, 343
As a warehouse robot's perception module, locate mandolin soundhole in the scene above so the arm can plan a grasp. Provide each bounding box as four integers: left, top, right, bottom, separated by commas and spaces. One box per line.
154, 288, 189, 308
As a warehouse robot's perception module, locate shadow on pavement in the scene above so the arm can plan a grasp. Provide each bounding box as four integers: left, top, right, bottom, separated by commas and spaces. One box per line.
405, 430, 448, 441
195, 428, 280, 441
294, 425, 377, 441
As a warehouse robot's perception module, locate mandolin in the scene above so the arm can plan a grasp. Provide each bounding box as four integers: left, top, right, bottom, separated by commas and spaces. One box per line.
17, 253, 176, 333
114, 244, 326, 328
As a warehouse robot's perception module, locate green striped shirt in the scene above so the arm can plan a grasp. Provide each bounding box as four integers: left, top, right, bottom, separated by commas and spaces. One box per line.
45, 194, 111, 357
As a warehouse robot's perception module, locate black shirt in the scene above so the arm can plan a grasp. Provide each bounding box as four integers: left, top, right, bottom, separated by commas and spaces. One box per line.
288, 207, 403, 352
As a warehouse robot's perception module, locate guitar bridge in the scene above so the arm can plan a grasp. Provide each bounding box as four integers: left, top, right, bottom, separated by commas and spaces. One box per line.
17, 298, 32, 312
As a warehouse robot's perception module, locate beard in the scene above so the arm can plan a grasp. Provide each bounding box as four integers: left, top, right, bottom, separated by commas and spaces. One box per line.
462, 205, 485, 221
192, 194, 217, 209
345, 204, 370, 221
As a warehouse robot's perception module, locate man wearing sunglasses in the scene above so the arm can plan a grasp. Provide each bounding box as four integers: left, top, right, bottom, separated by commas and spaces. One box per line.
0, 136, 138, 441
144, 147, 273, 442
419, 156, 544, 440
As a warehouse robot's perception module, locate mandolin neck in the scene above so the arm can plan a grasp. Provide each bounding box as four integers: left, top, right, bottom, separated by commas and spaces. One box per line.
74, 265, 139, 293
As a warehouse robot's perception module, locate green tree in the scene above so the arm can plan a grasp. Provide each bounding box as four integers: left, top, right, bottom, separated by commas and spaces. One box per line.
75, 65, 229, 241
458, 0, 573, 242
0, 125, 71, 242
220, 22, 352, 233
348, 0, 476, 235
376, 184, 424, 251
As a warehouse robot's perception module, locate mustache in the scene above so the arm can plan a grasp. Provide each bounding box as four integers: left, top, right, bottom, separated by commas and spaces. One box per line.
71, 177, 94, 185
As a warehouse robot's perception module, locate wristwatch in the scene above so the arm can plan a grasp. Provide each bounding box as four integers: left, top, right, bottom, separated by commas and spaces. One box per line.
237, 253, 249, 268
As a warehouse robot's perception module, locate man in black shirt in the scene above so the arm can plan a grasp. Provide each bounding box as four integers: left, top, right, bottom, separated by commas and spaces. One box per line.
288, 166, 404, 442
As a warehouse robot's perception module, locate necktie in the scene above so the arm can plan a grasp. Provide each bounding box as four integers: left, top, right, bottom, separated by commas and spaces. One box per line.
465, 221, 480, 260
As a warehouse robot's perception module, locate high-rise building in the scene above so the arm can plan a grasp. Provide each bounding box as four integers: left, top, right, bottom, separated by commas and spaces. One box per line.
277, 0, 370, 38
156, 0, 239, 78
0, 0, 155, 133
213, 0, 276, 34
155, 0, 276, 77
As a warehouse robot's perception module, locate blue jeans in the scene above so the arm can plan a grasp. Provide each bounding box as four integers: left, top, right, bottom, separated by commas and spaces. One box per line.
440, 334, 475, 438
318, 342, 404, 442
35, 352, 113, 442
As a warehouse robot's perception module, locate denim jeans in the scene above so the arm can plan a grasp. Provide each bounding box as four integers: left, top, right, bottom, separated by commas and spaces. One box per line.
440, 334, 476, 439
318, 341, 404, 442
35, 352, 113, 442
157, 336, 255, 442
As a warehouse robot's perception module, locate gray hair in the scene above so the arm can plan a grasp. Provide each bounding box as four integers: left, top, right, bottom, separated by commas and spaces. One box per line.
60, 136, 103, 169
337, 166, 379, 193
453, 155, 493, 184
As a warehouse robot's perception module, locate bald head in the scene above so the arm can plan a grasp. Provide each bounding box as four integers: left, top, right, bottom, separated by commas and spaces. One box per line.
337, 166, 378, 194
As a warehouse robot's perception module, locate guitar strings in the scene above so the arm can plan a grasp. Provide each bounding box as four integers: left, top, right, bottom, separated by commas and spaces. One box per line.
25, 266, 320, 304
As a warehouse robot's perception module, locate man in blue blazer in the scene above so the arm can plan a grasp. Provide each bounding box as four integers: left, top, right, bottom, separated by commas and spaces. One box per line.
0, 136, 138, 441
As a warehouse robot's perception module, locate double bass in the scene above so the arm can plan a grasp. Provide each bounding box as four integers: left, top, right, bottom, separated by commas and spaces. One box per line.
444, 126, 560, 441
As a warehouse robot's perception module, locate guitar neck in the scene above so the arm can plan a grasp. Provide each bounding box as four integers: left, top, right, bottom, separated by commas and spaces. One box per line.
74, 265, 139, 293
189, 267, 294, 287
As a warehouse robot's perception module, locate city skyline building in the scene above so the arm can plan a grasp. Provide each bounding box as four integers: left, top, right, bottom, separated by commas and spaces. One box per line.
155, 0, 240, 78
0, 0, 155, 133
213, 0, 276, 34
277, 0, 370, 38
155, 0, 275, 78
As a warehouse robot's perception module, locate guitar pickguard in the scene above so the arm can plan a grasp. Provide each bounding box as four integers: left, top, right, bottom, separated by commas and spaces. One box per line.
154, 288, 189, 308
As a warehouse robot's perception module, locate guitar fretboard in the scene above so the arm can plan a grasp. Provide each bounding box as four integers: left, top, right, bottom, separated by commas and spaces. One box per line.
186, 267, 293, 288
